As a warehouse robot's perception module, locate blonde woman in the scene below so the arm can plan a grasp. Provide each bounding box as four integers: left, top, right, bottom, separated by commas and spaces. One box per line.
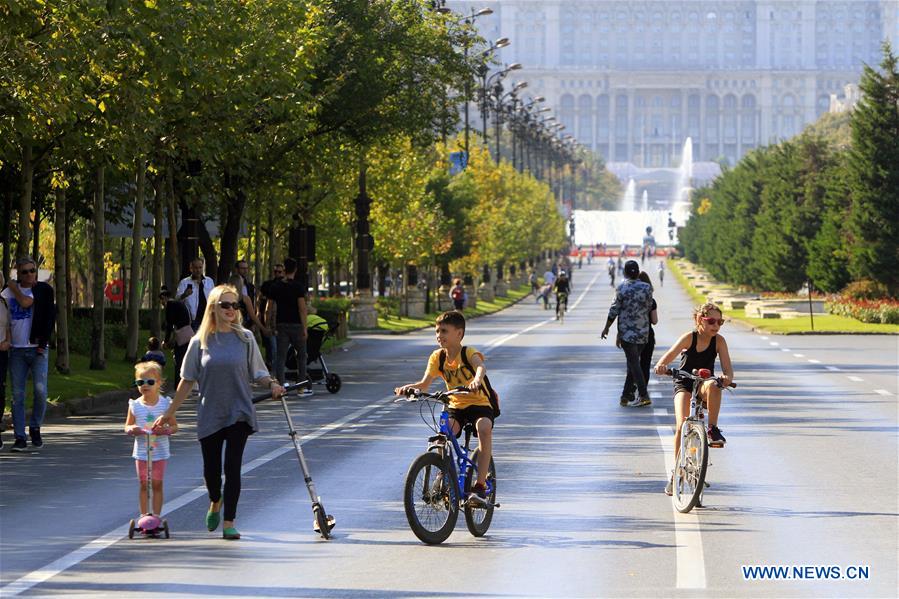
156, 285, 284, 540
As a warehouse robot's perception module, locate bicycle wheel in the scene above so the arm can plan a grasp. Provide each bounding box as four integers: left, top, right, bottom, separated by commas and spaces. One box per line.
404, 452, 459, 544
673, 421, 708, 513
463, 449, 496, 537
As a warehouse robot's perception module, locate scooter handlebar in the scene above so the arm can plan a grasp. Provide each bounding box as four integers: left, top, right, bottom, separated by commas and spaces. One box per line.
252, 381, 307, 404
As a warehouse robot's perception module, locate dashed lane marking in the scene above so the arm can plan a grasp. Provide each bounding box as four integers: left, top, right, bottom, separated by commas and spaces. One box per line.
848, 376, 864, 382
825, 366, 840, 371
874, 389, 893, 396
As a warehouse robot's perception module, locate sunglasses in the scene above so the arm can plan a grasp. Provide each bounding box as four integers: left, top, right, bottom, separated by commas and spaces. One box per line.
18, 268, 36, 274
700, 317, 726, 326
217, 301, 241, 310
134, 379, 157, 387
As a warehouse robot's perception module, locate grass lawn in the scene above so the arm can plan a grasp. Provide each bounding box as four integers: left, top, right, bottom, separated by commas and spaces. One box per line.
375, 285, 531, 333
669, 259, 899, 334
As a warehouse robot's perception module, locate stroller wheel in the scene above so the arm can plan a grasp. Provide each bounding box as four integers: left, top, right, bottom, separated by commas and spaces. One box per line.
326, 373, 341, 394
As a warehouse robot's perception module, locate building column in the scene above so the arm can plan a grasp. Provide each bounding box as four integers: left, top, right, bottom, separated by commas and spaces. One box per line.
627, 91, 635, 164
608, 86, 617, 157
698, 87, 706, 160
545, 1, 560, 68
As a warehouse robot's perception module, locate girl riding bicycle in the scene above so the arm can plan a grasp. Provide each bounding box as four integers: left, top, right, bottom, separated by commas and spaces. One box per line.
654, 302, 733, 494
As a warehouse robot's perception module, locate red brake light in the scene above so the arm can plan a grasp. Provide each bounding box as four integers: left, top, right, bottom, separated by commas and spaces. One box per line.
697, 368, 712, 379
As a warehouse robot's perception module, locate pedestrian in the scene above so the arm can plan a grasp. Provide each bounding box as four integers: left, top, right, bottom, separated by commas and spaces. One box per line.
636, 272, 659, 389
601, 260, 653, 408
176, 258, 215, 331
257, 263, 284, 368
155, 284, 284, 540
266, 258, 312, 395
617, 255, 623, 274
161, 286, 192, 385
450, 278, 465, 311
0, 271, 9, 450
2, 256, 55, 451
125, 360, 177, 518
230, 260, 266, 333
528, 271, 538, 295
607, 257, 616, 287
140, 337, 167, 367
657, 260, 665, 287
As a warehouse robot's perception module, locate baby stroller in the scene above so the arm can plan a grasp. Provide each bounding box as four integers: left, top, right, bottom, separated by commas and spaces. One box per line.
285, 316, 342, 393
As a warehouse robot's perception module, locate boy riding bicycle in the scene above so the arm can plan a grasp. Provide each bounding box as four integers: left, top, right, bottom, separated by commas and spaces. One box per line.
553, 270, 571, 320
395, 311, 498, 502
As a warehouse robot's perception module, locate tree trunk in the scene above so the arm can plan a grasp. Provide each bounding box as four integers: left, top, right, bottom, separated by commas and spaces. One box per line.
16, 143, 33, 258
2, 176, 12, 277
150, 177, 164, 338
195, 206, 218, 281
165, 161, 179, 288
31, 195, 40, 262
253, 212, 262, 288
267, 208, 276, 275
126, 160, 145, 361
216, 176, 246, 283
90, 165, 106, 370
54, 187, 70, 374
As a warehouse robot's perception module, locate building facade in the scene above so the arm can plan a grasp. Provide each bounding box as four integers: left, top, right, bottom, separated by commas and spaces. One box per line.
447, 0, 896, 167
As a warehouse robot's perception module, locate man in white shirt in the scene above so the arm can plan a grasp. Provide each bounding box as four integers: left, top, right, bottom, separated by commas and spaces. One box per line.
176, 259, 215, 330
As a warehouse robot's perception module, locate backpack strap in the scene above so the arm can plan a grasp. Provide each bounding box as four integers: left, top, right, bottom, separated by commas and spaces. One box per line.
460, 347, 501, 418
438, 348, 447, 378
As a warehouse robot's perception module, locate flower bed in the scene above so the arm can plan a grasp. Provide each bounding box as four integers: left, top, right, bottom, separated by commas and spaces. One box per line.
827, 297, 899, 324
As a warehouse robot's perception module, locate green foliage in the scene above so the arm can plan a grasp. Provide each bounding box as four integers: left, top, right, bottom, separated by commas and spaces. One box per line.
840, 279, 891, 301
845, 42, 899, 294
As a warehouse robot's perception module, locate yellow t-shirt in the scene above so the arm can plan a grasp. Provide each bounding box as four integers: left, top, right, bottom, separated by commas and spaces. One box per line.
426, 346, 492, 410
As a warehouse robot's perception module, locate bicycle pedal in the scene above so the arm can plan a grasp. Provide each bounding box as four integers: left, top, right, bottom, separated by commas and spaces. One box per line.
703, 481, 711, 488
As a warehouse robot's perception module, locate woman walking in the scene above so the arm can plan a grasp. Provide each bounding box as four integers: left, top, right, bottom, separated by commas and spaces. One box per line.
156, 284, 283, 540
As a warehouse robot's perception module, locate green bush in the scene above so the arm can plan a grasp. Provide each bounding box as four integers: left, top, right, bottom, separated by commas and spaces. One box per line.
67, 317, 128, 355
879, 305, 899, 324
841, 279, 890, 301
72, 307, 160, 330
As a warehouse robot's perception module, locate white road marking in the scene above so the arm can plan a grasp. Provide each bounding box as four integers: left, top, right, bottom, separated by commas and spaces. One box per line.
848, 376, 864, 382
793, 353, 804, 358
656, 425, 707, 589
1, 396, 397, 597
874, 389, 893, 396
781, 348, 790, 352
653, 408, 668, 417
760, 336, 769, 340
825, 366, 840, 371
770, 341, 779, 346
807, 359, 821, 364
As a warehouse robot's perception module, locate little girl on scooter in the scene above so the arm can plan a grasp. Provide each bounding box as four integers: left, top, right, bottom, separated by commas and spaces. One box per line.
125, 361, 177, 518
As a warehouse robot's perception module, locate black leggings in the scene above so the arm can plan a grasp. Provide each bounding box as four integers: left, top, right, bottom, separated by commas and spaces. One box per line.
199, 421, 252, 521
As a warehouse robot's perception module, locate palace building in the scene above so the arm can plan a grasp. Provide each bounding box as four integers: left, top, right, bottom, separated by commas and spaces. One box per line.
447, 0, 897, 168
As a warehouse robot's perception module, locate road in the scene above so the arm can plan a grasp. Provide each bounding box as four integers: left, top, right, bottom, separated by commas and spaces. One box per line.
1, 260, 896, 598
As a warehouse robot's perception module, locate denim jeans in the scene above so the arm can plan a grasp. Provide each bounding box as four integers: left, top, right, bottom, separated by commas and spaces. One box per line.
0, 349, 8, 418
620, 340, 648, 399
9, 347, 49, 439
275, 323, 306, 386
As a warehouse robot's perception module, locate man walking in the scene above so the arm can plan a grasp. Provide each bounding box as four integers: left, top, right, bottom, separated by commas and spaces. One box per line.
160, 286, 192, 385
2, 257, 55, 451
258, 263, 284, 367
601, 260, 654, 407
267, 258, 312, 396
176, 258, 215, 331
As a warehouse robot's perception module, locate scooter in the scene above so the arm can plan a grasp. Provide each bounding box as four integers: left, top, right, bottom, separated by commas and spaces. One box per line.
128, 425, 172, 539
253, 381, 336, 539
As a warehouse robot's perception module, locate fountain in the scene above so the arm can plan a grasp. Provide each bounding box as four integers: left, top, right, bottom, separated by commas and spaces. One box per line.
574, 138, 699, 247
620, 178, 636, 212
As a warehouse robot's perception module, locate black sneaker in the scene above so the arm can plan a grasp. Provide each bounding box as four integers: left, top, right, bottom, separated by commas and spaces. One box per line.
708, 425, 726, 447
11, 437, 27, 452
29, 427, 43, 448
627, 395, 652, 407
619, 395, 633, 407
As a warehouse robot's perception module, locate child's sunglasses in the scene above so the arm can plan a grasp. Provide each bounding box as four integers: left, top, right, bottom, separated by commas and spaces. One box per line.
217, 301, 241, 310
134, 378, 157, 387
700, 317, 726, 326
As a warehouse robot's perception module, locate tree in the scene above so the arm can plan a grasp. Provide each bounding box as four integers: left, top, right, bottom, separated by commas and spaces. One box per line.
845, 43, 899, 294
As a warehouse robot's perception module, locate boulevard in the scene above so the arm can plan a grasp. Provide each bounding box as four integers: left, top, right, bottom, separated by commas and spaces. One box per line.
1, 260, 896, 598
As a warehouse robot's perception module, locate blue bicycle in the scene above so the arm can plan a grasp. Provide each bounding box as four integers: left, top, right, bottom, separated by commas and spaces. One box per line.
396, 388, 498, 544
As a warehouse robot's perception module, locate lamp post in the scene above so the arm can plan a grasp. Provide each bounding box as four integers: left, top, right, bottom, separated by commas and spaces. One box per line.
493, 80, 526, 164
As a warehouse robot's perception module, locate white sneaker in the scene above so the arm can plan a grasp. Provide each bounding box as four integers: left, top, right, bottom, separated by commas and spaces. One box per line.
300, 389, 314, 397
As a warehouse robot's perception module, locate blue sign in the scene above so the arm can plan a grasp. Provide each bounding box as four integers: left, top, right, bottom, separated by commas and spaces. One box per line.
449, 151, 468, 175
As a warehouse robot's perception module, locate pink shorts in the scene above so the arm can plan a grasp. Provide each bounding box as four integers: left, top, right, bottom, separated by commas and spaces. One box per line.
135, 459, 167, 482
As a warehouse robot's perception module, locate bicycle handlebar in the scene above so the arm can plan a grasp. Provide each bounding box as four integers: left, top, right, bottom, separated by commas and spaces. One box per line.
252, 381, 308, 404
394, 387, 471, 403
664, 367, 737, 389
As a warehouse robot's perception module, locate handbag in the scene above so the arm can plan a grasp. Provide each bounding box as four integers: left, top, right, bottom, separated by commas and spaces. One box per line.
174, 325, 194, 346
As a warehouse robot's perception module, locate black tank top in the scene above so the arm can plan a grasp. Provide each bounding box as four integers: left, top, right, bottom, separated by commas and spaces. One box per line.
679, 332, 717, 374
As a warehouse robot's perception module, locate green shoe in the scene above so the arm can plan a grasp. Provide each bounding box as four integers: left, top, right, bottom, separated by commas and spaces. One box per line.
206, 509, 221, 532
223, 527, 241, 540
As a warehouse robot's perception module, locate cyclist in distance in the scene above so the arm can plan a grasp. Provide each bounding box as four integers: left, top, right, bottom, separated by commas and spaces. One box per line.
553, 270, 571, 320
654, 302, 734, 495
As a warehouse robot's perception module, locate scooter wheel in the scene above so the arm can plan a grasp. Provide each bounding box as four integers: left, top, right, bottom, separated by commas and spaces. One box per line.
325, 373, 341, 394
313, 504, 331, 540
128, 519, 136, 539
163, 520, 170, 539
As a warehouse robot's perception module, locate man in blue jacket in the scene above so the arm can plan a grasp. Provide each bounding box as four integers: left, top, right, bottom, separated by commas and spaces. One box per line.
1, 256, 55, 452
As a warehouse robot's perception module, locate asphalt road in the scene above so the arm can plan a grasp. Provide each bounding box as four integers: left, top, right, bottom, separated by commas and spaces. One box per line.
1, 260, 896, 598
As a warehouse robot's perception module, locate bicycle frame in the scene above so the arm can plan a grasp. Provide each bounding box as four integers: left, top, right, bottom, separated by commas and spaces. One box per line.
430, 407, 493, 505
